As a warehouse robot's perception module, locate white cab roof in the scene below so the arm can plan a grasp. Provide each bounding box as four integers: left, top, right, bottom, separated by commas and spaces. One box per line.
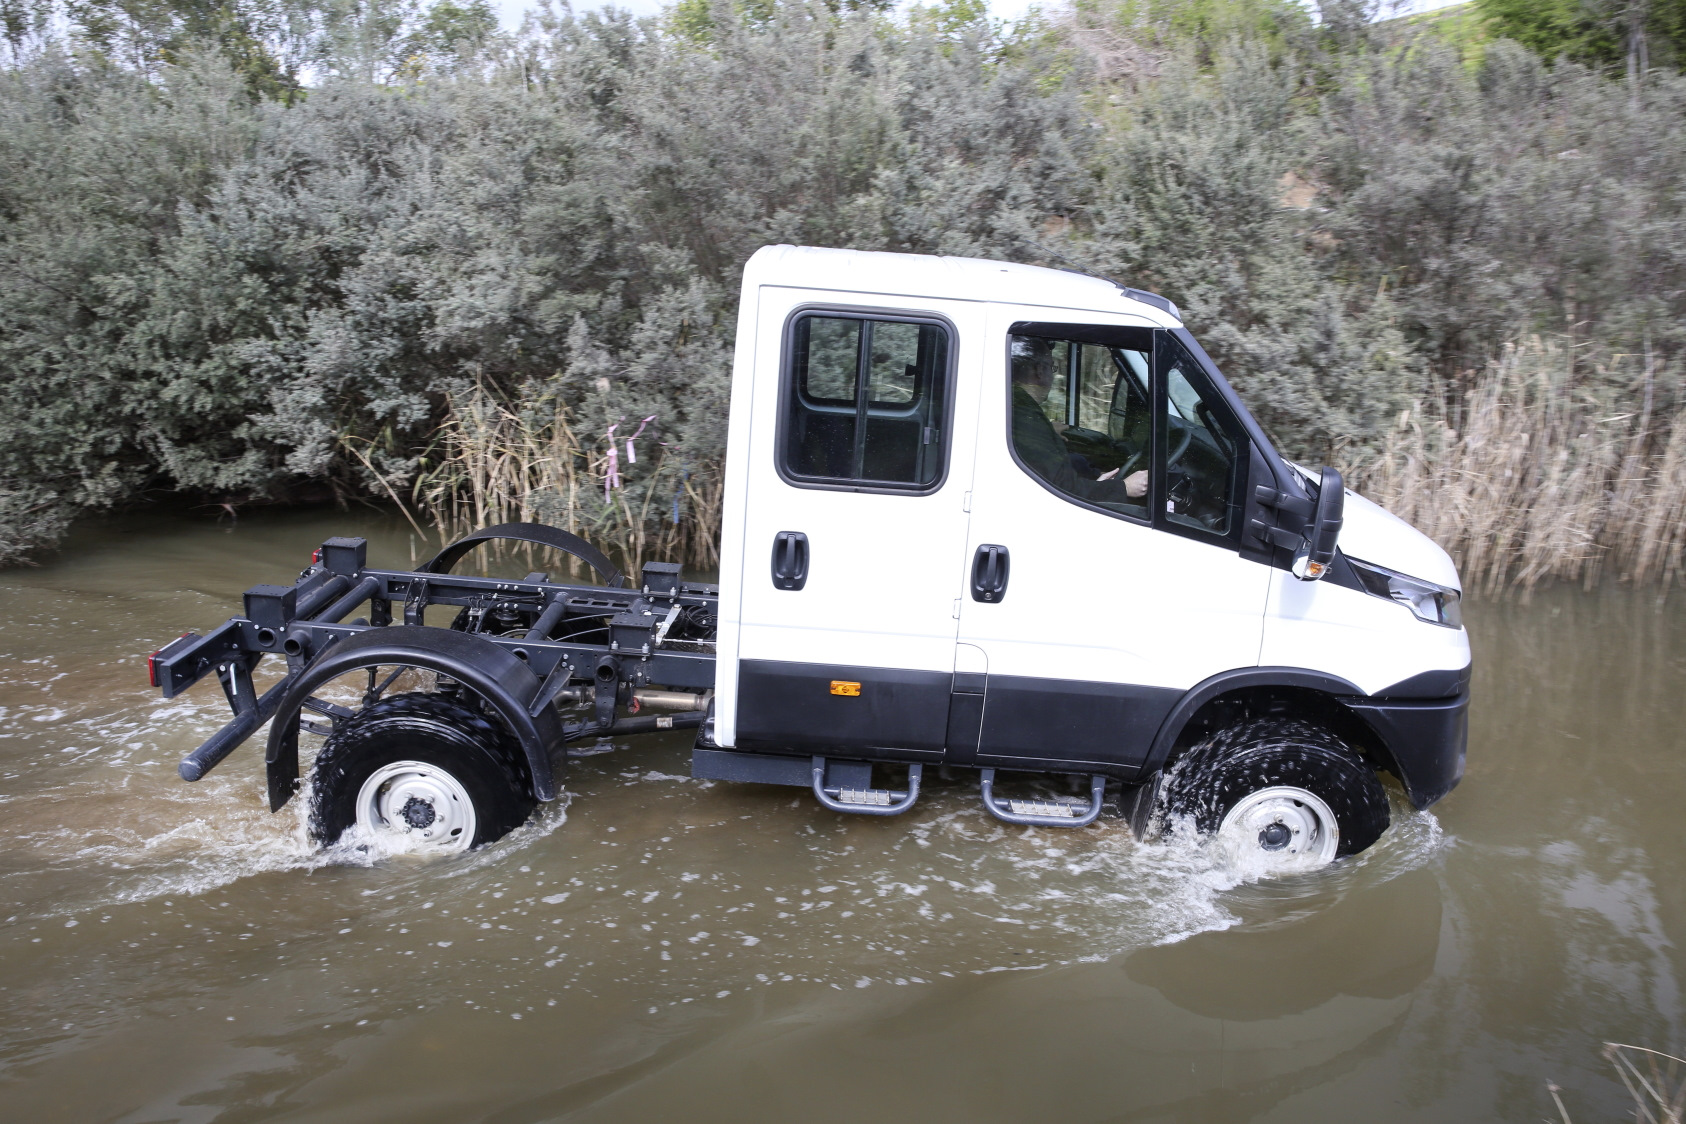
745, 245, 1182, 326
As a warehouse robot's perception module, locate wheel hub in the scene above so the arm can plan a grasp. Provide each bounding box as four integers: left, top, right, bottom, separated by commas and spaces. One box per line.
399, 795, 437, 830
354, 760, 476, 854
1217, 786, 1341, 869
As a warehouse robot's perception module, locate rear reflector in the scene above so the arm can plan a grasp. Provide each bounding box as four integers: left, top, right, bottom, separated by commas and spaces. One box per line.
148, 631, 192, 688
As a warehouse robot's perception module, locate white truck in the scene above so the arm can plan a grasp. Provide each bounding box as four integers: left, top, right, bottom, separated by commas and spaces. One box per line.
149, 246, 1471, 872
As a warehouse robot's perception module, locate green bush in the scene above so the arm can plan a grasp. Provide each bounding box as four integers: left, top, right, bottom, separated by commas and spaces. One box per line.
0, 0, 1682, 577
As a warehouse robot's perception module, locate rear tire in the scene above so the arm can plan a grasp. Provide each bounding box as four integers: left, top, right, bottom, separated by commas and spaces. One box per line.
309, 692, 536, 853
1159, 719, 1389, 866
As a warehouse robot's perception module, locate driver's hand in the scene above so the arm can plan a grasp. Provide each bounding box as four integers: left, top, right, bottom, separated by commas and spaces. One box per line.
1097, 467, 1119, 481
1125, 470, 1148, 498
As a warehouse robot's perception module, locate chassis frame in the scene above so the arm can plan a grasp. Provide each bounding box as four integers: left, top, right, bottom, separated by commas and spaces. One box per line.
148, 525, 720, 812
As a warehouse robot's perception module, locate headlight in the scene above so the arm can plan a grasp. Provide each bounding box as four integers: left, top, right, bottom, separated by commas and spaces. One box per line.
1346, 557, 1463, 628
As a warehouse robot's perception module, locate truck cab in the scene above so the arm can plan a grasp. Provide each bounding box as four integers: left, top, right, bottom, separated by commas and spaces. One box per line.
700, 246, 1470, 864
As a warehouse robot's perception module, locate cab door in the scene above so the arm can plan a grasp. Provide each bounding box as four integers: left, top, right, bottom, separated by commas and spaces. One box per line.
724, 289, 980, 761
952, 311, 1270, 776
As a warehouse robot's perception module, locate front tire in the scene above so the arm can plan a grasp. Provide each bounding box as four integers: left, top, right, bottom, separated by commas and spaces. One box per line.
309, 692, 536, 853
1159, 719, 1389, 867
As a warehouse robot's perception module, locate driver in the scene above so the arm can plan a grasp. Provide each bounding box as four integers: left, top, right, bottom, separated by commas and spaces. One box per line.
1011, 337, 1149, 502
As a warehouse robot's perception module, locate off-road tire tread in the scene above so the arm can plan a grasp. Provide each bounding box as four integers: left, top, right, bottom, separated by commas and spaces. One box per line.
1160, 718, 1389, 857
308, 692, 536, 849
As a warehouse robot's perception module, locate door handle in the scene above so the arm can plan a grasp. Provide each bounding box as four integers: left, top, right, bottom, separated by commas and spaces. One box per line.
970, 544, 1010, 603
771, 531, 809, 591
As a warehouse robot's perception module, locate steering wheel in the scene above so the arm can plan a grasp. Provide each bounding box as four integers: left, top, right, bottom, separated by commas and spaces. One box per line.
1165, 421, 1194, 469
1113, 447, 1145, 480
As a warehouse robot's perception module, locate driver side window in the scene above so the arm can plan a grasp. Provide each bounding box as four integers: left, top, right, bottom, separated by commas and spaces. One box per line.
1007, 328, 1244, 541
1008, 333, 1152, 519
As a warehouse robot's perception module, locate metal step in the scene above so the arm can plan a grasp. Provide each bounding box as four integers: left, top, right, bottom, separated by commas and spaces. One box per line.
811, 757, 922, 817
979, 769, 1106, 828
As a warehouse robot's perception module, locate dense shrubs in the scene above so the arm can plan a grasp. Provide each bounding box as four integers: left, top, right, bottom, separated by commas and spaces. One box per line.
1, 0, 1683, 584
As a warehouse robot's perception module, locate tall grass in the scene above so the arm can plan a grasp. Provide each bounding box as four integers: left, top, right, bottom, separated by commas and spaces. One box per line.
1347, 337, 1686, 594
406, 380, 723, 577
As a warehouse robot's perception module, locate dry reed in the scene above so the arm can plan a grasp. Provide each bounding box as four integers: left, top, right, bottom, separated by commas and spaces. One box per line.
404, 379, 723, 578
1550, 1043, 1686, 1124
1345, 337, 1686, 595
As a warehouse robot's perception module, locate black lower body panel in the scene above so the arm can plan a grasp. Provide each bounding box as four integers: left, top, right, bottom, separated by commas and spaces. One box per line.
692, 747, 812, 786
692, 747, 894, 794
735, 659, 949, 760
1345, 689, 1469, 808
974, 674, 1179, 778
735, 660, 1178, 778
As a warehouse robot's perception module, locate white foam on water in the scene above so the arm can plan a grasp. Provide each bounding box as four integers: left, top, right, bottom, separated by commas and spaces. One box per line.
9, 723, 573, 919
19, 788, 576, 919
308, 796, 575, 870
0, 631, 585, 918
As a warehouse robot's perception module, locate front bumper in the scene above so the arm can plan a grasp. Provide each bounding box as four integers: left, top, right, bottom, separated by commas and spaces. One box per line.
1345, 688, 1470, 809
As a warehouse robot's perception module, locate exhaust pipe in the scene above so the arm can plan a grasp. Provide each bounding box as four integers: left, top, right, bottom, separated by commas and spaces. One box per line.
630, 688, 712, 713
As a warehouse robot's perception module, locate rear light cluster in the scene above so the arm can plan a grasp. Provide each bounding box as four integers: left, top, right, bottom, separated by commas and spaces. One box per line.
146, 631, 193, 689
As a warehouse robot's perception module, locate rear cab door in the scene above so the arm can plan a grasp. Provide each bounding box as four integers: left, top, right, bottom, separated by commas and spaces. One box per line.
714, 277, 981, 762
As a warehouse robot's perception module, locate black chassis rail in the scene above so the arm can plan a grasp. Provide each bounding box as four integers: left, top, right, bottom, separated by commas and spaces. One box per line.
147, 533, 718, 811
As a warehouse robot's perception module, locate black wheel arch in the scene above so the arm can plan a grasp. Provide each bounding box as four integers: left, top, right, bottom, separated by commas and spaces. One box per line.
264, 626, 566, 812
1143, 667, 1403, 789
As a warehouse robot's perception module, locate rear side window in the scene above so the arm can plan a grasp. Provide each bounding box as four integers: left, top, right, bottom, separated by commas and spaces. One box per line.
782, 313, 950, 490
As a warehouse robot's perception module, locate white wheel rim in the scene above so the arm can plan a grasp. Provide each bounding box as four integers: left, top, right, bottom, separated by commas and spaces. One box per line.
1216, 786, 1340, 870
355, 760, 476, 854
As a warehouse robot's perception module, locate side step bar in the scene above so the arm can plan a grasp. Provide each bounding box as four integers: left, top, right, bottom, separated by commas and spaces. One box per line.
692, 747, 1117, 828
979, 770, 1106, 828
812, 756, 922, 817
690, 748, 924, 817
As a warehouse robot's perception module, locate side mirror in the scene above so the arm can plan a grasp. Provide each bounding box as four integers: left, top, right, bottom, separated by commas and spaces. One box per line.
1291, 467, 1344, 581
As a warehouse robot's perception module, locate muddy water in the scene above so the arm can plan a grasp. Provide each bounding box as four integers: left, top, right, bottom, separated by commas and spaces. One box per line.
1, 508, 1683, 1122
